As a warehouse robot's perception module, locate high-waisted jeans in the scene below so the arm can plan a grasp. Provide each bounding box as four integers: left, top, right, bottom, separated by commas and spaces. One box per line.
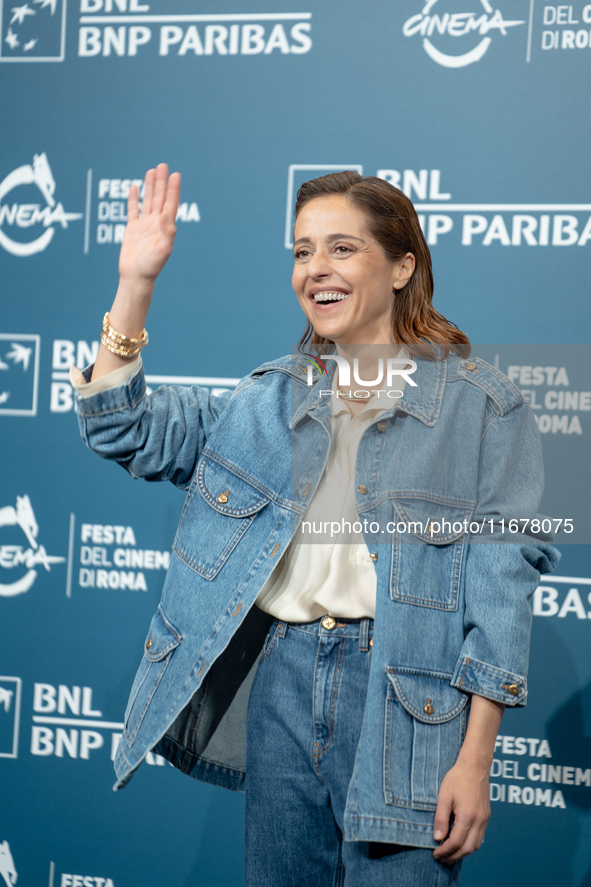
245, 616, 462, 887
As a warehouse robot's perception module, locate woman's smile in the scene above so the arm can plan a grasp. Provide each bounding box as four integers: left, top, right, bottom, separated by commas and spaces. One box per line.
310, 289, 351, 304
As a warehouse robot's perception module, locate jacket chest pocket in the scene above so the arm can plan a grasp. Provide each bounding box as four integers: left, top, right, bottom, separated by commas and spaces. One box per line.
383, 668, 469, 811
390, 498, 473, 611
173, 455, 271, 580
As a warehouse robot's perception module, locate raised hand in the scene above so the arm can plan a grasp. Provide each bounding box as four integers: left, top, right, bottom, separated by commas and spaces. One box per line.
90, 163, 181, 382
119, 163, 181, 282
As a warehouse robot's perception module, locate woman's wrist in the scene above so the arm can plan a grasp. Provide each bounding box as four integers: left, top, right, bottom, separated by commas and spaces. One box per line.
457, 693, 504, 772
456, 742, 494, 772
109, 277, 155, 338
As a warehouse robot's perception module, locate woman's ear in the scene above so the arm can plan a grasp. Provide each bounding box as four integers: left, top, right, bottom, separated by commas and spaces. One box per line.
393, 252, 416, 290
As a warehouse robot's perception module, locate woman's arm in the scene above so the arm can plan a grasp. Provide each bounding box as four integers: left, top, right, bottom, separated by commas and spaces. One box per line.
91, 163, 180, 382
75, 161, 235, 490
432, 694, 504, 863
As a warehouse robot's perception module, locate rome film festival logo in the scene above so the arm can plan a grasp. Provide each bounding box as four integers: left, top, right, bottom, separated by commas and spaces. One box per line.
0, 0, 66, 62
402, 0, 525, 67
0, 842, 16, 887
0, 153, 83, 256
0, 495, 65, 597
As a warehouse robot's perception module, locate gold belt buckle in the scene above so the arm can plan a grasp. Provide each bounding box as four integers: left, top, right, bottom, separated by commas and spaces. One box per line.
321, 615, 347, 630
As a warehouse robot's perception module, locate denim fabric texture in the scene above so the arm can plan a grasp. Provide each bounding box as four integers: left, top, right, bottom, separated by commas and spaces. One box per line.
74, 349, 561, 848
245, 617, 462, 886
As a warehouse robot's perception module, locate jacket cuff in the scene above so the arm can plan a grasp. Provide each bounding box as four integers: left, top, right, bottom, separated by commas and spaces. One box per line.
451, 656, 527, 707
70, 356, 142, 397
73, 361, 147, 417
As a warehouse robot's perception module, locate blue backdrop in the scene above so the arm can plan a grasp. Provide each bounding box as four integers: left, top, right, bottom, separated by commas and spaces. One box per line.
1, 1, 590, 885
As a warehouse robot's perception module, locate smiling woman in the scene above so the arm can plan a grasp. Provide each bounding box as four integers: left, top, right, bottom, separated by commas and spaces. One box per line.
71, 164, 560, 887
292, 170, 469, 355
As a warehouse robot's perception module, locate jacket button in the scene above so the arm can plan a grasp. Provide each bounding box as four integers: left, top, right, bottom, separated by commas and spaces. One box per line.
424, 699, 434, 715
465, 362, 478, 371
146, 637, 153, 651
369, 553, 378, 562
217, 489, 230, 503
357, 485, 368, 494
428, 521, 438, 536
503, 683, 520, 696
322, 616, 337, 630
376, 421, 387, 432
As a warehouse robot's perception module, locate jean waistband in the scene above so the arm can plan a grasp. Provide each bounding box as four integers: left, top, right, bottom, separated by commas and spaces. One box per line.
275, 615, 373, 651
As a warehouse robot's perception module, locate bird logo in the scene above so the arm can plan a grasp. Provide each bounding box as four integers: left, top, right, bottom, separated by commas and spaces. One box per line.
5, 343, 32, 371
0, 335, 39, 415
2, 0, 63, 60
10, 5, 36, 27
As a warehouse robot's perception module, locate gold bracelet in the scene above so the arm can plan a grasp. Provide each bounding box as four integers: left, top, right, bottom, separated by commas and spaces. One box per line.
101, 312, 148, 358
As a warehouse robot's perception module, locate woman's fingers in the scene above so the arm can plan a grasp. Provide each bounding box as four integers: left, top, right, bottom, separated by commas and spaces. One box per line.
162, 171, 181, 226
142, 168, 155, 216
127, 183, 139, 222
433, 791, 452, 843
137, 164, 178, 227
433, 815, 472, 861
152, 162, 169, 215
434, 811, 487, 863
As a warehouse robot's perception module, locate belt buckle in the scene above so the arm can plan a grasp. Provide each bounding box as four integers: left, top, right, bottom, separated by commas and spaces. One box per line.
321, 615, 346, 630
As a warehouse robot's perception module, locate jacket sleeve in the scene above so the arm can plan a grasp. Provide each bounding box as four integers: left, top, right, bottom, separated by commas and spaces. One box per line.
450, 400, 561, 707
74, 359, 234, 491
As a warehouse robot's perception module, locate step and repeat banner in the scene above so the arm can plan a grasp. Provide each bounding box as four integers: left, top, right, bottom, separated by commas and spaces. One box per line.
1, 1, 590, 885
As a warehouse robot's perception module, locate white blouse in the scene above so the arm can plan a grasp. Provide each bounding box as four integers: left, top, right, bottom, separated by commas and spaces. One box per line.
255, 348, 410, 622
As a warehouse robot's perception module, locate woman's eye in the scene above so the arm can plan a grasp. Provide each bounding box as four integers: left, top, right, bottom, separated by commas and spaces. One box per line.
335, 245, 352, 254
294, 249, 309, 259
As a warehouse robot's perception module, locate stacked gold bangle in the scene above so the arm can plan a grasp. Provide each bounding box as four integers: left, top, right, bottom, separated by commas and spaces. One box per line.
101, 312, 149, 358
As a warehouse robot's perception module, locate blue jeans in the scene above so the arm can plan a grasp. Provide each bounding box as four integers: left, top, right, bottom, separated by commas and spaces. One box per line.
245, 616, 462, 887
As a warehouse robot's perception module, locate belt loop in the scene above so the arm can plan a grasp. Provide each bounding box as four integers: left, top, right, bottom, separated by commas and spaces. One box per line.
277, 621, 287, 639
359, 618, 370, 652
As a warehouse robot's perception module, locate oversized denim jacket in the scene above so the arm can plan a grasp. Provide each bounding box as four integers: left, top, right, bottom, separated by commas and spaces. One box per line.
74, 349, 560, 849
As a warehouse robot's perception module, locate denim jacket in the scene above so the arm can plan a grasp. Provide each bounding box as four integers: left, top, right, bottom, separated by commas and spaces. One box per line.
74, 350, 560, 849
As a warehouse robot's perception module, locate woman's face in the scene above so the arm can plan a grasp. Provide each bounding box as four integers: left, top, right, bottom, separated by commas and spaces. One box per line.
292, 194, 415, 345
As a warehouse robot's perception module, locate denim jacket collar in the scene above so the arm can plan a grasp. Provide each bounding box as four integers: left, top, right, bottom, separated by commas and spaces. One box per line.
281, 351, 447, 429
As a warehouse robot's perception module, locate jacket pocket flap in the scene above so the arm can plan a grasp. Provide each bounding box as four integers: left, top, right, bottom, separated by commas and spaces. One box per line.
198, 456, 271, 517
393, 497, 474, 545
144, 607, 183, 662
387, 669, 469, 724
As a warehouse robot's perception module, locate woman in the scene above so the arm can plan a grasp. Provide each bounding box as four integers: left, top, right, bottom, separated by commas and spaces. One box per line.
71, 164, 559, 886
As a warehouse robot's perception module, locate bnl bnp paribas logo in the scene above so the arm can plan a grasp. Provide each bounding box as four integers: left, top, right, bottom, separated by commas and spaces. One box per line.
402, 0, 526, 67
0, 0, 312, 61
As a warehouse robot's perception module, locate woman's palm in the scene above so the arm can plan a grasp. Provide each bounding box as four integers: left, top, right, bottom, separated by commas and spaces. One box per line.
119, 165, 181, 282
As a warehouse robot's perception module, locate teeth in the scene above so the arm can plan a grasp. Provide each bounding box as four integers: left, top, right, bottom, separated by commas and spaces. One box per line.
313, 291, 350, 302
